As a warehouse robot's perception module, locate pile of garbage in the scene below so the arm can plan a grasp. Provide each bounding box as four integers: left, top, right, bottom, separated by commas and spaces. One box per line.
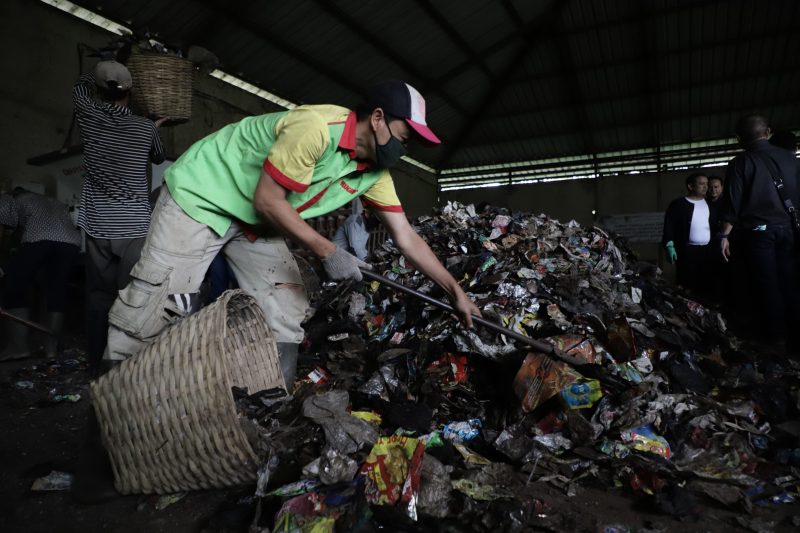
235, 202, 800, 531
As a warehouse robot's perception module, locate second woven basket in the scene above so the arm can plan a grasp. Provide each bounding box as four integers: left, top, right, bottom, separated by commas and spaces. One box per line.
90, 290, 284, 494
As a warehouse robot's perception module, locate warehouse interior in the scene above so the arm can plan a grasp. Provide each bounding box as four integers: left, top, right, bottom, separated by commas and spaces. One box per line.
2, 0, 800, 531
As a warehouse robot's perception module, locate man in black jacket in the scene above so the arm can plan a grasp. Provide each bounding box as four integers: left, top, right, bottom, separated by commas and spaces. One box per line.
662, 173, 711, 296
720, 114, 800, 346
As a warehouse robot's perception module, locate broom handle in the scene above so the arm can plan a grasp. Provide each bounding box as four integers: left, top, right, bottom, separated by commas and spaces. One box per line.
0, 308, 52, 334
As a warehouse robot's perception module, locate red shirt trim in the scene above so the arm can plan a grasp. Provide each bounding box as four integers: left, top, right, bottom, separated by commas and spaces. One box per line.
296, 187, 329, 213
337, 113, 357, 156
362, 197, 404, 213
338, 112, 374, 171
263, 159, 309, 193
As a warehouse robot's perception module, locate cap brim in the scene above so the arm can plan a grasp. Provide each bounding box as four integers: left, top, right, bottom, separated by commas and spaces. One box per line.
406, 119, 441, 145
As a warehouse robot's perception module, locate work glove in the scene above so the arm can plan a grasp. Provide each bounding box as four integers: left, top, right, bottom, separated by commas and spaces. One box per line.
322, 246, 370, 282
665, 241, 677, 264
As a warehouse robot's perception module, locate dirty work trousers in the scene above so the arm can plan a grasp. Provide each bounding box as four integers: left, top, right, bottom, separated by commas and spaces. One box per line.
676, 243, 711, 297
105, 187, 308, 361
86, 235, 145, 369
2, 240, 79, 311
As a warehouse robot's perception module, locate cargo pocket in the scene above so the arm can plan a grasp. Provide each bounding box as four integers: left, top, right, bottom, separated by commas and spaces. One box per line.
108, 256, 173, 339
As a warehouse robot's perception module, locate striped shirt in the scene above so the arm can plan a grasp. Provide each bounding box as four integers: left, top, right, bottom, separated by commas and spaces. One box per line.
73, 73, 165, 239
0, 191, 81, 246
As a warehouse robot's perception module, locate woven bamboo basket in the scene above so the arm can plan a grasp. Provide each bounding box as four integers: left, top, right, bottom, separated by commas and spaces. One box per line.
127, 49, 195, 122
90, 290, 284, 494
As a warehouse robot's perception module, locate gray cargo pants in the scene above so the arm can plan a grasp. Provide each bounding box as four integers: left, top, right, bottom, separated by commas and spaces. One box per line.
105, 187, 309, 361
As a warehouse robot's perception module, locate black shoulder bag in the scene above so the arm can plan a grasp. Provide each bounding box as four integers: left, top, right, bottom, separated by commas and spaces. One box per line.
753, 152, 800, 236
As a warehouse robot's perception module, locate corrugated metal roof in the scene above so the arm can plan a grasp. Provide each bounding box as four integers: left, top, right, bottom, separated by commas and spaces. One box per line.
63, 0, 800, 174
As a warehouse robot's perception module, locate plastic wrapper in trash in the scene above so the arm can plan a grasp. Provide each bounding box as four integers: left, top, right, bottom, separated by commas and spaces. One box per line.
533, 433, 573, 453
454, 443, 491, 466
597, 438, 630, 459
307, 367, 332, 385
30, 470, 73, 491
302, 457, 321, 478
546, 303, 571, 330
496, 282, 529, 301
273, 492, 334, 533
273, 480, 362, 531
417, 454, 451, 518
453, 329, 517, 359
426, 353, 469, 385
350, 410, 382, 425
255, 454, 279, 497
302, 390, 379, 454
359, 435, 425, 520
442, 419, 482, 444
616, 362, 644, 383
513, 335, 596, 412
494, 426, 533, 461
559, 379, 603, 409
620, 424, 672, 459
601, 525, 634, 533
48, 389, 82, 403
451, 478, 512, 501
347, 292, 367, 320
268, 479, 321, 498
419, 431, 444, 448
303, 449, 359, 486
155, 492, 187, 510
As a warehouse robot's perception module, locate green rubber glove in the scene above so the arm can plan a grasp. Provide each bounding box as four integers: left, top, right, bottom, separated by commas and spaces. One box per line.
665, 241, 677, 263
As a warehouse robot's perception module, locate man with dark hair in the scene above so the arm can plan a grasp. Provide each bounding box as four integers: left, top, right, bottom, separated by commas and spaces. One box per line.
73, 60, 167, 376
720, 114, 800, 347
736, 114, 770, 145
662, 173, 712, 295
705, 175, 726, 302
706, 175, 724, 231
707, 176, 723, 204
104, 80, 481, 386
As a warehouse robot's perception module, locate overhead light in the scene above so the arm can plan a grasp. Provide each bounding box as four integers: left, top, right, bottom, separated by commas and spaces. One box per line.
209, 70, 296, 110
39, 0, 130, 35
400, 156, 436, 174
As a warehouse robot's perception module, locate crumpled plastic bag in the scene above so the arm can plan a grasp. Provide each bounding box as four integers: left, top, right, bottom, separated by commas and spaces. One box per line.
303, 448, 359, 485
302, 390, 379, 454
417, 454, 451, 518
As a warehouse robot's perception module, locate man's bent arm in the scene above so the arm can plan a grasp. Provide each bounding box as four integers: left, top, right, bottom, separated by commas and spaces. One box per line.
253, 171, 335, 258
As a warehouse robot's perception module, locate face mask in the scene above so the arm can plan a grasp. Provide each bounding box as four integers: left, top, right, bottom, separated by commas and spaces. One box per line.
373, 120, 407, 169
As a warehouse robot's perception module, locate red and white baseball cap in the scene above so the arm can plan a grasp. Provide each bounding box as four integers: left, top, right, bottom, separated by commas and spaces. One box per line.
365, 80, 441, 145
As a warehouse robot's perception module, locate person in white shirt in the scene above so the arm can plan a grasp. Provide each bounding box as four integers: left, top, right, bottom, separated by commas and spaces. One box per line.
662, 173, 713, 296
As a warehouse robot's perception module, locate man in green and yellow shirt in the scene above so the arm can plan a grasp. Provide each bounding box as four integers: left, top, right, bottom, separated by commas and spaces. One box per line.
105, 80, 480, 385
